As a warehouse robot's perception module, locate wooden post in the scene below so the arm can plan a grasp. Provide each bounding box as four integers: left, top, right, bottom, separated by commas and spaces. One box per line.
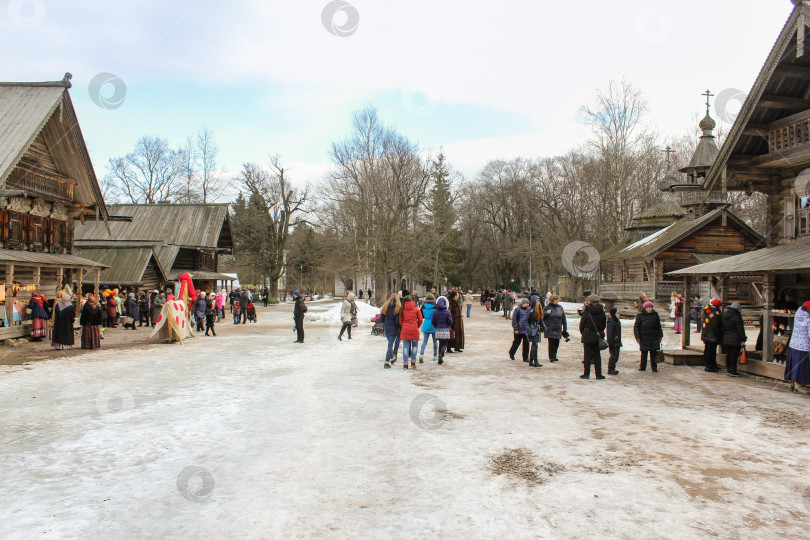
33, 266, 41, 292
94, 268, 100, 299
55, 266, 63, 297
5, 264, 13, 326
763, 273, 775, 363
75, 267, 83, 312
683, 275, 691, 349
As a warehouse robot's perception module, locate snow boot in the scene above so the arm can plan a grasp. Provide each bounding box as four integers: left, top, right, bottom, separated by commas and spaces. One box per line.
403, 364, 408, 369
411, 362, 417, 369
384, 362, 391, 369
438, 358, 444, 365
419, 356, 424, 363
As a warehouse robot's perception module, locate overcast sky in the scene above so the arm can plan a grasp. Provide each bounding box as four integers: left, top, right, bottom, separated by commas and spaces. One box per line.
0, 0, 795, 193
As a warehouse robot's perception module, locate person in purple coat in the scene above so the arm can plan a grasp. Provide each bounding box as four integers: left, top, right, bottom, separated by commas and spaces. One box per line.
431, 297, 453, 365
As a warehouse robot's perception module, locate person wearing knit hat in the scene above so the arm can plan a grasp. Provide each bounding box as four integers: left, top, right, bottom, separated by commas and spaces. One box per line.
292, 290, 307, 343
634, 300, 663, 372
721, 301, 747, 376
701, 299, 723, 372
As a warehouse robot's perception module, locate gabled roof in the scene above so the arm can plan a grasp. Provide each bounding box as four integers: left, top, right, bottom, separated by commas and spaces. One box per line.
73, 245, 167, 285
75, 203, 233, 252
705, 3, 810, 191
669, 244, 810, 275
631, 200, 686, 221
0, 73, 108, 220
602, 208, 764, 262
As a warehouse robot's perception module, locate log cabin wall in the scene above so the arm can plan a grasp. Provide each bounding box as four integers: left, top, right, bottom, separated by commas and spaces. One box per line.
173, 248, 197, 271
141, 258, 162, 291
658, 223, 760, 274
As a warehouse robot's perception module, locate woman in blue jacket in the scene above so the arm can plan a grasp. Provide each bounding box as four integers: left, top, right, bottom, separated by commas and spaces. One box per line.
419, 294, 438, 363
381, 293, 402, 369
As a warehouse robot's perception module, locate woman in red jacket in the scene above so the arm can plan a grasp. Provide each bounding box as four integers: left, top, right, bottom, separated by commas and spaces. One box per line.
399, 294, 424, 369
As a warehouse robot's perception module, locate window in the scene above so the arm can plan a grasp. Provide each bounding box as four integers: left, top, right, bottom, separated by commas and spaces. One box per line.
798, 197, 810, 236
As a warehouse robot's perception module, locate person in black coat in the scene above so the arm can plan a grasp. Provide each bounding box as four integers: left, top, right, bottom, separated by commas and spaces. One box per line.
579, 295, 607, 379
701, 299, 723, 372
721, 302, 747, 376
292, 290, 307, 343
124, 293, 139, 330
634, 302, 663, 372
606, 307, 622, 375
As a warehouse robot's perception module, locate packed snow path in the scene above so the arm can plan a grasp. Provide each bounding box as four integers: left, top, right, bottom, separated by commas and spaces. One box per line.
1, 301, 809, 538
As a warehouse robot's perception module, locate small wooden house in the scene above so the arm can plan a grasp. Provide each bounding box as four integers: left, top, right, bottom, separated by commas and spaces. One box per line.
671, 0, 810, 376
600, 108, 764, 310
0, 73, 109, 336
74, 203, 235, 293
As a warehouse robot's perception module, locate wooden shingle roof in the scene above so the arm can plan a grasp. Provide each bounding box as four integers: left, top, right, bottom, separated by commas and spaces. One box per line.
73, 245, 167, 285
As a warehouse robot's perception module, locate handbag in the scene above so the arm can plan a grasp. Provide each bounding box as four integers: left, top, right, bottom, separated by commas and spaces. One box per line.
122, 316, 134, 325
450, 329, 456, 340
739, 345, 748, 364
436, 328, 451, 340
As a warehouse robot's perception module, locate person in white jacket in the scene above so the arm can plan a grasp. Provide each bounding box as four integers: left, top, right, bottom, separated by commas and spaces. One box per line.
464, 290, 475, 317
338, 292, 356, 341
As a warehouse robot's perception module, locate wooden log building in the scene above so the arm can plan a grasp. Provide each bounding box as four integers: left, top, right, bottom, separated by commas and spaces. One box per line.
0, 73, 109, 338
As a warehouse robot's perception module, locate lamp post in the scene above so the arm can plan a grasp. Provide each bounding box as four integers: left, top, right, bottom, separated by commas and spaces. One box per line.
300, 264, 303, 290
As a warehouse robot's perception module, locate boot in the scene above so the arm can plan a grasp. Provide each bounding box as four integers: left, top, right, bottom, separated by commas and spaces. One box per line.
608, 359, 619, 375
419, 356, 424, 363
384, 362, 391, 369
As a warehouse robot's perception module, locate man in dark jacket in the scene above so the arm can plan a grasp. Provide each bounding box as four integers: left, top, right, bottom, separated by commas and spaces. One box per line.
579, 295, 607, 379
721, 302, 747, 376
240, 289, 250, 324
606, 307, 622, 375
502, 292, 514, 318
293, 290, 307, 343
634, 302, 663, 372
124, 293, 139, 330
509, 298, 532, 362
701, 299, 723, 372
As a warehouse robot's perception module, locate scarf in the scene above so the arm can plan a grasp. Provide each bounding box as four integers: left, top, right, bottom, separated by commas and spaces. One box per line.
56, 293, 72, 311
31, 293, 45, 309
86, 294, 98, 308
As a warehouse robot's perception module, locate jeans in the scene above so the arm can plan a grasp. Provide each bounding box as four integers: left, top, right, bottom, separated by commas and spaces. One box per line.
385, 335, 397, 363
402, 339, 418, 364
339, 321, 352, 339
466, 303, 471, 317
420, 332, 437, 357
393, 335, 401, 353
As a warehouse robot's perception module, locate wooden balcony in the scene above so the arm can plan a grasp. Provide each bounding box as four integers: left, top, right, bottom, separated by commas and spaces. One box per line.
769, 109, 810, 153
6, 166, 74, 201
683, 191, 727, 206
599, 280, 684, 300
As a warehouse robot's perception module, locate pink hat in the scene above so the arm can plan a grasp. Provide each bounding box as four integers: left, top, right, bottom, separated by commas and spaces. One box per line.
643, 301, 654, 309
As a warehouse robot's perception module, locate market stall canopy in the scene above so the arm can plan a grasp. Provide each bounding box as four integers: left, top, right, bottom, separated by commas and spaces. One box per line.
669, 245, 810, 276
73, 244, 167, 286
0, 248, 107, 268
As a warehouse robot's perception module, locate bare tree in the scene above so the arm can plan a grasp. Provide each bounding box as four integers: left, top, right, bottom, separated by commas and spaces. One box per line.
196, 127, 226, 203
104, 136, 183, 204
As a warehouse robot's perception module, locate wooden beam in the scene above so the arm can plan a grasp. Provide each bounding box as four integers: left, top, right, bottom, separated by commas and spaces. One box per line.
94, 268, 100, 299
762, 274, 774, 363
33, 266, 40, 291
75, 268, 82, 313
682, 275, 691, 349
742, 124, 769, 137
55, 266, 63, 297
775, 64, 810, 79
758, 94, 809, 110
5, 264, 13, 326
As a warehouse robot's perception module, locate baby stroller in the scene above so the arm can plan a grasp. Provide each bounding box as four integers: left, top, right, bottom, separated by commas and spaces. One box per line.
370, 312, 385, 336
246, 303, 257, 323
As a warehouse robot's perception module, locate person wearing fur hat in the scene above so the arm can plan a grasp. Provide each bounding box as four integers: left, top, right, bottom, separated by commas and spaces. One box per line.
721, 301, 747, 376
292, 290, 307, 343
431, 296, 453, 365
701, 299, 723, 372
580, 295, 607, 379
634, 301, 663, 372
338, 292, 356, 341
606, 307, 622, 375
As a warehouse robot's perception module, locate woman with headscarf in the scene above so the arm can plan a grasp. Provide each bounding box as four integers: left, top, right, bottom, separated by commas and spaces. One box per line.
785, 300, 810, 394
51, 293, 75, 350
27, 291, 49, 341
673, 294, 685, 334
105, 290, 118, 327
80, 294, 103, 349
447, 290, 464, 353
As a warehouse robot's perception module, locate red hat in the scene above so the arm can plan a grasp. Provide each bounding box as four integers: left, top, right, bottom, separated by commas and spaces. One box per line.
803, 300, 810, 310
710, 299, 722, 307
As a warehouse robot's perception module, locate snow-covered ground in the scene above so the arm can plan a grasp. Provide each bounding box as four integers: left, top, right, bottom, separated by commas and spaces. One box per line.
1, 301, 809, 538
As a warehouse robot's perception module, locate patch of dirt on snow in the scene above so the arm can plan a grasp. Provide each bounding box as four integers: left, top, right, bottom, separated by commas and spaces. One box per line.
437, 408, 465, 421
758, 408, 810, 430
411, 369, 444, 389
489, 448, 565, 486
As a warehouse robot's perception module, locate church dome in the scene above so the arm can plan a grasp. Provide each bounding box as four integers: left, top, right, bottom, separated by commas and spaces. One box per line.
699, 113, 716, 132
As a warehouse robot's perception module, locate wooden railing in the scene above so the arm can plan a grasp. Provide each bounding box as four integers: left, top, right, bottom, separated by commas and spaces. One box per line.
6, 167, 73, 201
769, 109, 810, 153
683, 191, 727, 206
599, 280, 686, 300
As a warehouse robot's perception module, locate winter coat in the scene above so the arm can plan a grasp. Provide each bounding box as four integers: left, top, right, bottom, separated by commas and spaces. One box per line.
431, 298, 453, 330
52, 303, 75, 346
449, 296, 465, 349
106, 296, 118, 320
216, 293, 225, 309
151, 295, 166, 321
527, 307, 546, 344
543, 304, 567, 339
721, 308, 747, 346
27, 297, 49, 319
80, 303, 102, 326
399, 300, 424, 340
205, 300, 216, 324
701, 304, 723, 343
340, 298, 355, 324
293, 296, 307, 317
634, 310, 663, 351
193, 297, 207, 319
125, 298, 139, 320
383, 303, 401, 337
579, 303, 607, 345
512, 305, 532, 334
607, 316, 622, 348
464, 293, 474, 305
502, 294, 514, 309
138, 296, 149, 314
420, 301, 437, 333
